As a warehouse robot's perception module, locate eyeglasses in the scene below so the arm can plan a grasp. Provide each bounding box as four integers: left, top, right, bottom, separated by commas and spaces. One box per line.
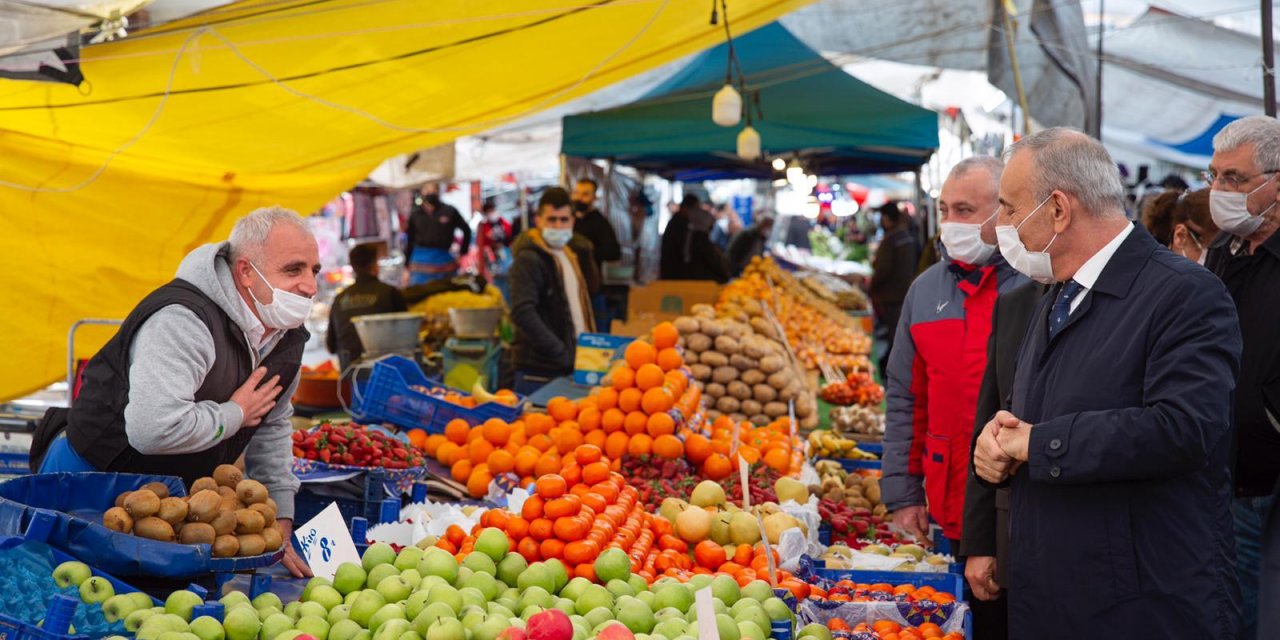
1201, 169, 1278, 190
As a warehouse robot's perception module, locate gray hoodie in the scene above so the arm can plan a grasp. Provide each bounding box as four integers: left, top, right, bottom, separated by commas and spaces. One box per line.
122, 242, 301, 519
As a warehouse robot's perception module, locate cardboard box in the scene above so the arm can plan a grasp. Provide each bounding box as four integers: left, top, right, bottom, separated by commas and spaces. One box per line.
627, 281, 723, 321
611, 313, 665, 338
574, 333, 634, 385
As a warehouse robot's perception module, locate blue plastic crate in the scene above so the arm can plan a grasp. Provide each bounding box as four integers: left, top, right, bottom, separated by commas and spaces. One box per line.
292, 467, 402, 528
352, 355, 525, 433
811, 567, 965, 599
856, 441, 883, 456
816, 456, 882, 472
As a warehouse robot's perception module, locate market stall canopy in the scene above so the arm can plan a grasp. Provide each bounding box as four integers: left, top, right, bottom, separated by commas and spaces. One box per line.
0, 0, 814, 402
560, 22, 939, 179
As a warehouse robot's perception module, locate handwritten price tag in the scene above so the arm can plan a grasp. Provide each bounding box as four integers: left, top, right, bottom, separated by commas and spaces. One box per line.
294, 502, 361, 581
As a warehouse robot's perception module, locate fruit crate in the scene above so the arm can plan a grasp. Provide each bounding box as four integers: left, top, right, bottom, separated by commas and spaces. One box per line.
352, 355, 525, 433
292, 466, 402, 530
799, 559, 973, 639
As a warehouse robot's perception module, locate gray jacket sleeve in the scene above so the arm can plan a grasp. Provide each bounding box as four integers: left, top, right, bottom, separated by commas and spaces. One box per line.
244, 373, 301, 521
881, 283, 926, 511
124, 306, 246, 455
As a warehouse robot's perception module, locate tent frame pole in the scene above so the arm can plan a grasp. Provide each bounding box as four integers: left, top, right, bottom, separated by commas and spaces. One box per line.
1265, 0, 1276, 116
1002, 8, 1032, 135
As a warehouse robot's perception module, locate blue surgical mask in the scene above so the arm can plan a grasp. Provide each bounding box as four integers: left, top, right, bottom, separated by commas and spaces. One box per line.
542, 228, 572, 249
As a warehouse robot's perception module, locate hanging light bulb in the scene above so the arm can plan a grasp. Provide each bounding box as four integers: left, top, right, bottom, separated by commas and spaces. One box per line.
786, 159, 806, 187
771, 158, 786, 171
712, 84, 742, 127
737, 126, 761, 160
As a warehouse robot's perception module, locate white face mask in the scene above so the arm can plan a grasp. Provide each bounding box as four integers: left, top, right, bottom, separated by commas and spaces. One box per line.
940, 209, 998, 265
1177, 228, 1206, 265
248, 262, 314, 330
542, 228, 572, 249
1210, 175, 1276, 237
996, 194, 1059, 285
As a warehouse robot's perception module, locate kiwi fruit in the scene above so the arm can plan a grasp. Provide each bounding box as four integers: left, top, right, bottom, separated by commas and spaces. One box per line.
134, 516, 176, 542
248, 502, 277, 524
114, 491, 133, 509
140, 482, 170, 500
213, 464, 243, 489
103, 507, 133, 534
178, 522, 217, 545
234, 509, 265, 535
215, 486, 237, 501
186, 490, 221, 523
190, 477, 218, 494
156, 497, 189, 526
260, 526, 283, 552
123, 491, 160, 519
236, 533, 266, 556
210, 510, 238, 536
212, 535, 239, 558
235, 479, 268, 505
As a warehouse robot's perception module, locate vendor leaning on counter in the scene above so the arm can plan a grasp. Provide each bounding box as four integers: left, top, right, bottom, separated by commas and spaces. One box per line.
30, 207, 318, 578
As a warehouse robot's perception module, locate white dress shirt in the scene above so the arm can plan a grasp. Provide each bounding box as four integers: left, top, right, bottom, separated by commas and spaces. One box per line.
1065, 222, 1134, 314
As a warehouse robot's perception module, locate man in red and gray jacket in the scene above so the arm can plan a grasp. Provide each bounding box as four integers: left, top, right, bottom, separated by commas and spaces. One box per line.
882, 156, 1027, 635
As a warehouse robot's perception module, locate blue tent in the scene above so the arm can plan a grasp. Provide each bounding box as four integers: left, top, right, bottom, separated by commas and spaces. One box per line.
562, 23, 938, 179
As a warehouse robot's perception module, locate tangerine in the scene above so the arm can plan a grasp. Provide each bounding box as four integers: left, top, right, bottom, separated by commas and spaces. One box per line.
534, 452, 562, 478
436, 441, 460, 465
652, 321, 679, 350
481, 419, 511, 446
514, 446, 541, 477
601, 408, 626, 433
466, 470, 492, 498
635, 363, 665, 391
525, 413, 555, 436
624, 411, 649, 436
423, 434, 448, 457
575, 444, 603, 465
612, 366, 636, 390
468, 439, 495, 465
450, 459, 472, 483
652, 435, 684, 460
582, 461, 611, 485
584, 429, 607, 450
547, 397, 578, 422
641, 386, 674, 415
618, 388, 643, 413
444, 419, 470, 445
763, 447, 790, 472
684, 434, 712, 464
646, 412, 676, 437
577, 407, 602, 432
604, 432, 630, 460
535, 474, 568, 499
656, 348, 684, 372
624, 340, 657, 369
703, 453, 733, 480
487, 449, 515, 475
595, 387, 619, 411
553, 427, 583, 454
627, 434, 653, 457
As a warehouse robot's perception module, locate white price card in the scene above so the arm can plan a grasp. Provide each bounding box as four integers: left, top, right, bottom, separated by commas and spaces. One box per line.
294, 502, 361, 581
695, 586, 720, 640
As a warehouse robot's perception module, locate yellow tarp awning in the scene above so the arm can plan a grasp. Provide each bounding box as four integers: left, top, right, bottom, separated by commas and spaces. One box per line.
0, 0, 811, 401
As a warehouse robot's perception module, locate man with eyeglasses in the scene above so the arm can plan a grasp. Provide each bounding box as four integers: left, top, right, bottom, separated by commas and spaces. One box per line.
1204, 115, 1280, 640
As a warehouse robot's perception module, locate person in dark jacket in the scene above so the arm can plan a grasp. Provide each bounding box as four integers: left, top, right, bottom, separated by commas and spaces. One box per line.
1260, 383, 1280, 638
726, 215, 774, 276
660, 196, 730, 283
508, 188, 594, 395
1203, 115, 1280, 638
974, 128, 1242, 637
572, 179, 622, 331
406, 190, 471, 285
326, 243, 407, 371
868, 201, 920, 374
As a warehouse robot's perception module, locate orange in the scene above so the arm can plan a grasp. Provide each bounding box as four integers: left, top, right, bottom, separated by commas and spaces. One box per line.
635, 364, 665, 391
582, 461, 611, 485
577, 407, 602, 432
656, 348, 684, 372
525, 413, 555, 436
423, 434, 448, 457
763, 447, 790, 472
544, 495, 582, 519
574, 444, 603, 465
624, 411, 649, 436
436, 441, 460, 465
481, 419, 511, 446
684, 434, 712, 464
652, 321, 679, 350
646, 412, 675, 437
618, 388, 643, 413
584, 429, 607, 450
448, 443, 471, 466
529, 517, 554, 541
450, 459, 472, 483
601, 408, 626, 433
641, 386, 674, 415
918, 623, 943, 639
604, 432, 630, 460
693, 540, 726, 569
595, 387, 619, 411
534, 452, 562, 478
627, 434, 653, 457
535, 474, 567, 499
553, 426, 583, 455
444, 419, 471, 445
738, 447, 760, 465
530, 433, 556, 453
514, 446, 541, 477
540, 537, 566, 560
703, 453, 733, 480
652, 435, 684, 460
624, 340, 657, 369
407, 429, 429, 450
547, 397, 578, 423
612, 366, 636, 390
487, 449, 516, 475
467, 470, 493, 498
522, 495, 545, 520
469, 439, 496, 465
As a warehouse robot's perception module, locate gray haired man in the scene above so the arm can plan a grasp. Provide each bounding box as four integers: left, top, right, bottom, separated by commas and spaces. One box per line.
34, 206, 318, 577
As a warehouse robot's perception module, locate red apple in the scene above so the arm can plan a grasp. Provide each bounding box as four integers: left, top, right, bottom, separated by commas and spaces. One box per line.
526, 609, 573, 640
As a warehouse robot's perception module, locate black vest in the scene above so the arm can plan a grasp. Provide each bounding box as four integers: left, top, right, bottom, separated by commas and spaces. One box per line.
66, 278, 307, 485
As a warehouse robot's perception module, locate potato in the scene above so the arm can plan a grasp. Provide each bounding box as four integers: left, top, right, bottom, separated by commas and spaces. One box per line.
750, 317, 777, 339
767, 371, 790, 389
759, 355, 786, 374
716, 396, 741, 414
713, 335, 740, 356
674, 316, 701, 334
690, 364, 712, 382
700, 351, 729, 368
724, 322, 749, 340
742, 299, 763, 317
742, 340, 766, 360
699, 318, 724, 337
686, 333, 712, 352
691, 304, 716, 318
712, 366, 740, 385
741, 399, 763, 416
764, 401, 788, 418
727, 381, 752, 400
729, 354, 759, 371
741, 369, 766, 386
796, 393, 816, 418
683, 349, 699, 364
753, 384, 778, 403
802, 412, 820, 429
705, 383, 727, 398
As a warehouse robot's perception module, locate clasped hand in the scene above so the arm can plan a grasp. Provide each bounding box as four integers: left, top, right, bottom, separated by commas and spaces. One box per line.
974, 410, 1033, 484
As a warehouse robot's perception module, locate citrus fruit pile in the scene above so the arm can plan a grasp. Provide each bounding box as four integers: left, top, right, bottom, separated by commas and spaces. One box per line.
829, 618, 964, 640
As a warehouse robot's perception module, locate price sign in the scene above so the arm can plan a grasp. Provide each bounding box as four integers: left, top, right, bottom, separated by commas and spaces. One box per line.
294, 503, 361, 581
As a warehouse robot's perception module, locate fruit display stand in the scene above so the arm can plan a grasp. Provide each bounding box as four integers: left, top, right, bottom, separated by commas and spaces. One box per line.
290, 423, 432, 526
351, 355, 525, 433
795, 556, 972, 638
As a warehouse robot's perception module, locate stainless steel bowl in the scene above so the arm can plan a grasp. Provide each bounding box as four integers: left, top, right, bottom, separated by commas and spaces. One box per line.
352, 312, 425, 353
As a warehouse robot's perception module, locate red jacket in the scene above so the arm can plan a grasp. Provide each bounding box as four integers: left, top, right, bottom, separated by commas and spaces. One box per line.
881, 255, 1026, 541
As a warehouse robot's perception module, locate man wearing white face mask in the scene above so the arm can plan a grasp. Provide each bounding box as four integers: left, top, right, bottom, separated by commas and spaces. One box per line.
31, 206, 319, 578
971, 128, 1242, 637
881, 156, 1025, 638
1203, 115, 1280, 640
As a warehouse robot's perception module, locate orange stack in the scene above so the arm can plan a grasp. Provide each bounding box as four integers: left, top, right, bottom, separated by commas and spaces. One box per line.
685, 415, 804, 480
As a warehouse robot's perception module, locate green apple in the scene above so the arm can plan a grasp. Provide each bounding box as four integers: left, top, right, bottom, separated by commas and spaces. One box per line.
258, 613, 292, 640
284, 601, 302, 621
190, 616, 225, 640
714, 613, 741, 640
349, 590, 387, 628
404, 590, 431, 620
733, 604, 770, 636
253, 593, 283, 613
606, 579, 634, 598
368, 603, 406, 633
583, 607, 614, 632
636, 590, 655, 610
398, 631, 423, 640
298, 601, 329, 621
495, 552, 527, 588
221, 592, 252, 609
627, 574, 648, 595
394, 547, 425, 572
710, 575, 740, 607
371, 617, 410, 640
560, 577, 591, 602
362, 543, 397, 572
543, 559, 569, 594
593, 548, 631, 584
366, 564, 400, 590
470, 614, 512, 640
255, 607, 281, 623
737, 620, 767, 640
517, 586, 555, 612
398, 569, 423, 590
487, 602, 516, 619
80, 576, 116, 604
410, 602, 455, 636
654, 607, 683, 622
53, 561, 93, 588
102, 594, 143, 623
473, 528, 509, 563
424, 618, 465, 640
574, 584, 614, 615
520, 605, 544, 621
554, 597, 576, 616
761, 597, 793, 623
686, 575, 713, 592
333, 563, 368, 596
463, 552, 497, 576
296, 615, 330, 640
460, 608, 486, 629
303, 585, 343, 612
739, 580, 773, 603
458, 587, 487, 611
652, 618, 687, 639
416, 548, 458, 584
376, 575, 415, 604
453, 566, 473, 588
614, 595, 655, 634
125, 608, 160, 633
653, 584, 692, 614
327, 604, 352, 626
516, 563, 556, 594
463, 570, 502, 601
424, 584, 462, 615
328, 619, 363, 640
796, 623, 832, 640
302, 577, 332, 601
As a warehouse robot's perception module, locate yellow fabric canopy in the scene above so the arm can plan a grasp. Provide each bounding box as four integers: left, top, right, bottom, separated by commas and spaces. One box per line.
0, 0, 811, 401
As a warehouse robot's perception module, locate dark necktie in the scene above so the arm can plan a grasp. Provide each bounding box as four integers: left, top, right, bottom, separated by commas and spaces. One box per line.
1048, 279, 1084, 340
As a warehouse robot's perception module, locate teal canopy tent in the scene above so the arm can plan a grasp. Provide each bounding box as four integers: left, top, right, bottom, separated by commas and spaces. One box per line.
561, 23, 939, 180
